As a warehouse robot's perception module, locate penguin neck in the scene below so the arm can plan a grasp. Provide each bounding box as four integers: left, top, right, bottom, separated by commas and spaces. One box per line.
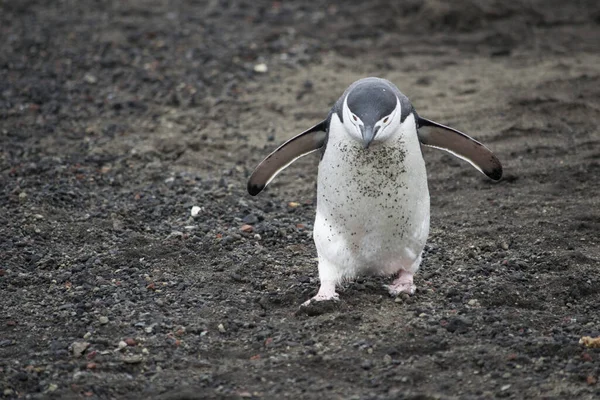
327, 113, 421, 167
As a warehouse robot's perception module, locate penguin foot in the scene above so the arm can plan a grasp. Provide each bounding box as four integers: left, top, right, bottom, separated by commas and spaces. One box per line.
300, 280, 338, 306
385, 270, 416, 296
300, 292, 339, 307
297, 294, 340, 316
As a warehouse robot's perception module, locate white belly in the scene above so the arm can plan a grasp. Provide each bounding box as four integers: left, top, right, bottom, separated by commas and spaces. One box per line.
313, 114, 430, 282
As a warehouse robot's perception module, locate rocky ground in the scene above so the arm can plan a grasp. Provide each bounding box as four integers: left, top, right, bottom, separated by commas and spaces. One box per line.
1, 0, 600, 399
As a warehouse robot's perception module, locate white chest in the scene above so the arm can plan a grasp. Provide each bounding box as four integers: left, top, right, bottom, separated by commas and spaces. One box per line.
313, 114, 430, 278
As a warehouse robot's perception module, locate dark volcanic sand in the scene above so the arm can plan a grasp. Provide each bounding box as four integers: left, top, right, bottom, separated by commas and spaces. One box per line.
1, 1, 600, 399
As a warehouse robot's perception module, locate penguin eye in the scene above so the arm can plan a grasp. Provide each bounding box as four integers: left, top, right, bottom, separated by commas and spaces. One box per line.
383, 117, 390, 124
352, 114, 358, 122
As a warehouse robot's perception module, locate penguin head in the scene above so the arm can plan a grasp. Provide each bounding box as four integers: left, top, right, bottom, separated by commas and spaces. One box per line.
341, 78, 403, 149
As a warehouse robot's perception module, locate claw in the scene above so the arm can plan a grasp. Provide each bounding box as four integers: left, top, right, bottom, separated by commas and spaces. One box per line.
301, 292, 339, 307
386, 270, 416, 296
385, 282, 416, 296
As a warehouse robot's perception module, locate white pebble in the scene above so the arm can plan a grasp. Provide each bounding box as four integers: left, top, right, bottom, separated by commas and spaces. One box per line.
191, 206, 202, 217
253, 63, 268, 73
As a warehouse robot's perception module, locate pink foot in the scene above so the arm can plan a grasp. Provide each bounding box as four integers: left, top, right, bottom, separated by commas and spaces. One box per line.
301, 280, 339, 306
385, 270, 416, 296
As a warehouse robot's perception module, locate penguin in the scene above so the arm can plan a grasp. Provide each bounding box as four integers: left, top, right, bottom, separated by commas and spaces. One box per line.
247, 77, 502, 306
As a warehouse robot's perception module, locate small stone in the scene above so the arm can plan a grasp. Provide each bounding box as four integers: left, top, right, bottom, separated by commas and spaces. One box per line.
86, 362, 97, 370
71, 342, 89, 358
240, 224, 253, 233
191, 206, 202, 217
394, 296, 403, 303
501, 384, 511, 391
501, 242, 509, 250
587, 375, 597, 385
383, 354, 392, 364
83, 73, 97, 84
124, 338, 136, 347
142, 348, 149, 355
253, 63, 268, 73
218, 323, 226, 333
361, 360, 372, 370
167, 231, 184, 239
123, 355, 143, 364
446, 317, 472, 334
4, 389, 14, 396
468, 299, 479, 306
288, 201, 300, 208
83, 332, 92, 340
117, 341, 127, 351
98, 316, 109, 325
242, 214, 259, 225
46, 384, 58, 392
253, 234, 262, 240
18, 192, 27, 202
145, 326, 154, 334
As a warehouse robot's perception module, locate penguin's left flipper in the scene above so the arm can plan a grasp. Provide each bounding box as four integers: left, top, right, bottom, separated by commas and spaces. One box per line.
247, 121, 327, 196
417, 117, 503, 181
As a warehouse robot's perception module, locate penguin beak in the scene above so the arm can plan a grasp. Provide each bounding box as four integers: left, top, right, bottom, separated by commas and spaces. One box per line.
360, 125, 379, 149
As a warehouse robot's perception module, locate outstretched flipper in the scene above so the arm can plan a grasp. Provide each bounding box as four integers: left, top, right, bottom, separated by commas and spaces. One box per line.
416, 116, 503, 181
247, 121, 327, 196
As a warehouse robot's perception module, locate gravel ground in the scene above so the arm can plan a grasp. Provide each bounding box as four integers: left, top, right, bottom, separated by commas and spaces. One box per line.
1, 1, 600, 399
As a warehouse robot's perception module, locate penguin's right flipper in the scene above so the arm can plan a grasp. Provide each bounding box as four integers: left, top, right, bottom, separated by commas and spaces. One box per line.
247, 121, 327, 196
416, 117, 503, 181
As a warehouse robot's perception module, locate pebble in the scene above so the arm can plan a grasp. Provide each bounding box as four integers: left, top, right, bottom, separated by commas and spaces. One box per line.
124, 338, 136, 347
253, 63, 268, 73
46, 383, 58, 392
123, 355, 143, 364
83, 332, 92, 340
218, 323, 226, 333
71, 342, 89, 357
99, 316, 109, 325
191, 206, 202, 217
240, 224, 253, 233
117, 341, 128, 351
445, 317, 473, 334
83, 73, 98, 84
167, 231, 184, 239
242, 214, 259, 225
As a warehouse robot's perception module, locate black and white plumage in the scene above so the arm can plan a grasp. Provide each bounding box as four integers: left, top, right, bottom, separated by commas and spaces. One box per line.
248, 77, 502, 305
